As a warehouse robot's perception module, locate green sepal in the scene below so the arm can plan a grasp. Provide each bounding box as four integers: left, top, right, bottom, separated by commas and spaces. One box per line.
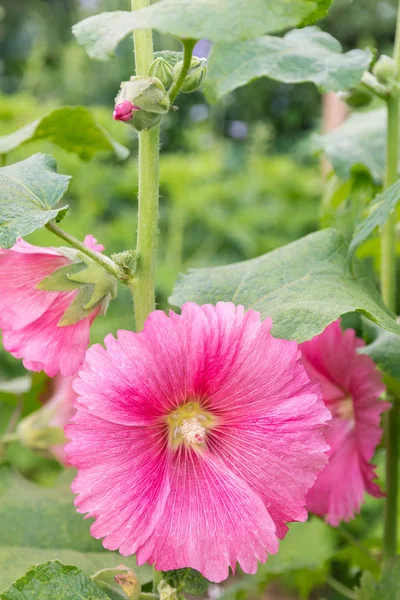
37, 259, 117, 326
92, 565, 141, 600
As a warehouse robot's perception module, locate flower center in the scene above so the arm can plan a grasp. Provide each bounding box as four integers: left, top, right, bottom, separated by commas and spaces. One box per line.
166, 401, 216, 449
337, 396, 355, 422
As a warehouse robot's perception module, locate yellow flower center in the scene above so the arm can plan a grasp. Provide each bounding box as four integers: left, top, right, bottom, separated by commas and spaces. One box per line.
337, 396, 355, 422
166, 401, 216, 449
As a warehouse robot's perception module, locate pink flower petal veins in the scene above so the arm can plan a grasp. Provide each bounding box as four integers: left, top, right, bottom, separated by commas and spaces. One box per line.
301, 320, 389, 526
67, 302, 330, 582
0, 237, 104, 377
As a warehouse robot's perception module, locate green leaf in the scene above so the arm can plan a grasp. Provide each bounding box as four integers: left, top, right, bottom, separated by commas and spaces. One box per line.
0, 107, 129, 161
349, 180, 400, 260
0, 560, 109, 600
169, 228, 400, 343
356, 557, 400, 599
72, 0, 332, 60
0, 468, 152, 591
162, 569, 209, 596
205, 27, 372, 102
0, 153, 70, 249
316, 108, 390, 184
360, 319, 400, 380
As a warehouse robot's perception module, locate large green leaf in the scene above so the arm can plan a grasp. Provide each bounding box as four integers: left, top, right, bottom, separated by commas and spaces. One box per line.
349, 180, 400, 259
356, 557, 400, 599
360, 319, 400, 380
316, 108, 389, 184
0, 107, 129, 161
0, 468, 152, 591
169, 228, 400, 342
0, 153, 70, 248
0, 560, 109, 600
205, 27, 372, 103
73, 0, 332, 60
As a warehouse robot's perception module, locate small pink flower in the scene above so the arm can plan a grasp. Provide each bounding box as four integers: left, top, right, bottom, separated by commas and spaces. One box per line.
0, 236, 105, 378
44, 376, 77, 466
66, 302, 330, 582
113, 100, 140, 122
301, 320, 389, 526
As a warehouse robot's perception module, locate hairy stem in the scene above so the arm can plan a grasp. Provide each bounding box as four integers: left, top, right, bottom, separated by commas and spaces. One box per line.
130, 0, 160, 331
168, 38, 196, 103
382, 0, 400, 560
45, 221, 124, 281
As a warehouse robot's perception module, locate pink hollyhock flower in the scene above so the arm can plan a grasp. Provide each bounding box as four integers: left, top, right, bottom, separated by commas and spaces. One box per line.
66, 302, 330, 582
113, 100, 140, 122
301, 320, 389, 526
46, 376, 77, 465
0, 235, 105, 378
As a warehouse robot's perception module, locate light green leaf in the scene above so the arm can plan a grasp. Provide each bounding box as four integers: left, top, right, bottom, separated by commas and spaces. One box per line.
73, 0, 332, 60
0, 107, 129, 161
356, 557, 400, 599
316, 108, 390, 184
0, 560, 109, 600
0, 468, 152, 591
360, 319, 400, 380
0, 154, 70, 249
205, 27, 372, 102
349, 180, 400, 259
0, 376, 32, 395
169, 228, 400, 342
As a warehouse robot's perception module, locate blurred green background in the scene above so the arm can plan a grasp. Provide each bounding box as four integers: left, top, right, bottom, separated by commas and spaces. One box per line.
0, 2, 398, 598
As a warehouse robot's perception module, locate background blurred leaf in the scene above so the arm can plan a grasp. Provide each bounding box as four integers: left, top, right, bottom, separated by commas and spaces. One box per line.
73, 0, 332, 60
0, 153, 70, 248
0, 107, 129, 161
170, 228, 400, 342
360, 318, 400, 380
356, 557, 400, 599
0, 468, 152, 591
349, 180, 400, 259
205, 27, 372, 102
316, 108, 389, 184
0, 560, 109, 599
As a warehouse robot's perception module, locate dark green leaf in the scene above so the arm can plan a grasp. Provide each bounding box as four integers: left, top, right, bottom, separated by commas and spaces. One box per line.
0, 154, 70, 248
315, 108, 390, 184
0, 468, 152, 591
205, 27, 371, 102
73, 0, 332, 60
0, 560, 109, 600
169, 228, 400, 342
349, 180, 400, 259
162, 568, 209, 596
0, 107, 129, 161
356, 557, 400, 599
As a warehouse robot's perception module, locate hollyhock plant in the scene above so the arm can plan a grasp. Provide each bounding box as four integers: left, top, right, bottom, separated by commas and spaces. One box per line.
301, 320, 389, 527
66, 302, 330, 583
0, 235, 113, 378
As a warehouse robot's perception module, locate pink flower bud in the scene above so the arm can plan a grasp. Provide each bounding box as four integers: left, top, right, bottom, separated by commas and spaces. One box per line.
113, 100, 140, 122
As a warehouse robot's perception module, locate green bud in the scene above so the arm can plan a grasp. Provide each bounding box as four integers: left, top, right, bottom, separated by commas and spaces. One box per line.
148, 57, 174, 89
131, 110, 163, 132
17, 410, 66, 452
111, 249, 138, 278
116, 76, 170, 114
338, 86, 373, 108
153, 50, 183, 68
172, 57, 207, 94
158, 581, 179, 600
372, 54, 397, 84
92, 565, 141, 600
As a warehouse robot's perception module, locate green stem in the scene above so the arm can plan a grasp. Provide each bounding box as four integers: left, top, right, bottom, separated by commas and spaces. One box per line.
337, 524, 379, 565
326, 576, 356, 600
168, 39, 196, 103
130, 0, 160, 331
152, 566, 163, 594
382, 1, 400, 560
45, 221, 125, 282
139, 594, 159, 600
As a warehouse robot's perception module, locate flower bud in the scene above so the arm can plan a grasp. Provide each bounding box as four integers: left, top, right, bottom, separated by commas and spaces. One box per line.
172, 57, 207, 93
338, 86, 373, 108
16, 405, 67, 452
372, 54, 397, 84
92, 565, 141, 600
148, 57, 174, 89
158, 581, 179, 600
114, 76, 170, 131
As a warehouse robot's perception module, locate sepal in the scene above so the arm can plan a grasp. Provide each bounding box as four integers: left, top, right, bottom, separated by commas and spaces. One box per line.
172, 57, 207, 93
92, 565, 141, 600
